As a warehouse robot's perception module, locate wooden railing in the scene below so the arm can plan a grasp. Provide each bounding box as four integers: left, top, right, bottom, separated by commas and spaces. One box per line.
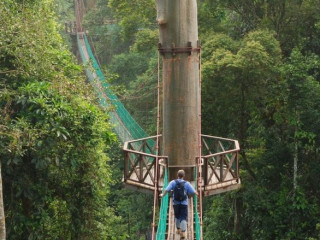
123, 134, 240, 195
201, 135, 240, 195
123, 135, 167, 192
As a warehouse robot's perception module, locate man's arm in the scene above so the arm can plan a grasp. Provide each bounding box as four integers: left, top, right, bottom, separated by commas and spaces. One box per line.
159, 180, 174, 198
187, 182, 199, 196
159, 190, 168, 198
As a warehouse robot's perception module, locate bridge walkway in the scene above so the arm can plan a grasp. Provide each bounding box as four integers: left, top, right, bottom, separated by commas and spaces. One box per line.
166, 198, 194, 240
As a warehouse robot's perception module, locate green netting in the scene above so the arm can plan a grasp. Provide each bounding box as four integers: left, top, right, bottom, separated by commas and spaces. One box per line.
156, 168, 169, 240
194, 167, 201, 240
77, 33, 150, 144
77, 33, 174, 238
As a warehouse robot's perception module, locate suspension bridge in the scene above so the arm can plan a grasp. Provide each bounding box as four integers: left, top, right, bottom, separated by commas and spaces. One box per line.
70, 1, 241, 239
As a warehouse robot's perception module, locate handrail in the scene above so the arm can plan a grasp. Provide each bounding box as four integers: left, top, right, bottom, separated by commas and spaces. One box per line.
201, 134, 240, 143
123, 148, 165, 158
123, 136, 167, 190
203, 148, 239, 158
194, 167, 201, 240
201, 135, 240, 195
156, 167, 169, 240
126, 135, 162, 142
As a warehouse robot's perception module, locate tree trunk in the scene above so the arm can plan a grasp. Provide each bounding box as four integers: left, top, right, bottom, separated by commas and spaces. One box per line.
156, 0, 200, 180
75, 0, 85, 32
0, 165, 6, 240
293, 110, 299, 191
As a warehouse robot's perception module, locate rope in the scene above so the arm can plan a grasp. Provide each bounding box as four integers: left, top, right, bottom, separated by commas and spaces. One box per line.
197, 43, 203, 240
151, 52, 161, 240
88, 35, 103, 70
194, 168, 201, 239
156, 168, 169, 240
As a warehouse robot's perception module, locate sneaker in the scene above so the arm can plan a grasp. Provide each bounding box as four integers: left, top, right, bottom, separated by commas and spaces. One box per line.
180, 231, 186, 239
176, 228, 181, 235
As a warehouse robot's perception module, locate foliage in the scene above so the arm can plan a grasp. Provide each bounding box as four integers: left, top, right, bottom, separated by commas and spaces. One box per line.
201, 0, 320, 55
202, 30, 281, 141
82, 0, 127, 65
81, 0, 320, 238
200, 9, 320, 240
77, 0, 160, 238
6, 0, 318, 238
108, 0, 156, 42
0, 0, 127, 239
1, 81, 124, 239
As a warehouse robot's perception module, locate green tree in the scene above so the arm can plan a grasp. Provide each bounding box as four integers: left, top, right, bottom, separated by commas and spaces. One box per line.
201, 29, 320, 240
0, 0, 127, 239
58, 0, 320, 239
108, 0, 156, 42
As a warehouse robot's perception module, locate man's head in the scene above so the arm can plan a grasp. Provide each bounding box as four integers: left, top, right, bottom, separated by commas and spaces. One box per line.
177, 169, 185, 179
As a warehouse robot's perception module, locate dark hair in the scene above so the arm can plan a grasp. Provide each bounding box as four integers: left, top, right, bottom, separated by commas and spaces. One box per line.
177, 169, 185, 178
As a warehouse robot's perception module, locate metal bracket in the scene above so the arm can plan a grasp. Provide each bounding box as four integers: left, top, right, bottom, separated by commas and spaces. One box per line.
158, 42, 201, 56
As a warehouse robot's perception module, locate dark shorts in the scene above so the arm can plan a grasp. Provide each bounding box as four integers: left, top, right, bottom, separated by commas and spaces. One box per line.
173, 204, 188, 221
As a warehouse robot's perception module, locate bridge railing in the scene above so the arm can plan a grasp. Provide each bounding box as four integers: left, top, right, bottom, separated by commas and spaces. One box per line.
156, 167, 169, 240
194, 167, 202, 240
201, 135, 240, 195
81, 33, 149, 143
123, 135, 167, 192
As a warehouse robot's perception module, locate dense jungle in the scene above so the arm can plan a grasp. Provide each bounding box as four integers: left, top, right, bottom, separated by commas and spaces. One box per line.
1, 0, 320, 239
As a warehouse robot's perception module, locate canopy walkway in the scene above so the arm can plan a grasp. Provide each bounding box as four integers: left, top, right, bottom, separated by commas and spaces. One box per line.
166, 198, 194, 239
72, 0, 242, 238
75, 31, 205, 239
76, 32, 149, 144
75, 29, 240, 240
156, 168, 201, 240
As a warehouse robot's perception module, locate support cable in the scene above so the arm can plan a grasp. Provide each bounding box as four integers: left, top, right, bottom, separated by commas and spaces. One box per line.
198, 43, 203, 240
152, 51, 162, 240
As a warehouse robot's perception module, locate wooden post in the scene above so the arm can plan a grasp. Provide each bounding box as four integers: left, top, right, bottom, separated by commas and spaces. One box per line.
124, 152, 128, 182
204, 157, 208, 186
74, 0, 84, 32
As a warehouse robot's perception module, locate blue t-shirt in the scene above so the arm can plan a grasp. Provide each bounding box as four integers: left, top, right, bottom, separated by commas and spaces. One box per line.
165, 179, 196, 205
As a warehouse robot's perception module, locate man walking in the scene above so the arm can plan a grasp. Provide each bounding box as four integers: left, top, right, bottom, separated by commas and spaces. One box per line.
159, 169, 198, 239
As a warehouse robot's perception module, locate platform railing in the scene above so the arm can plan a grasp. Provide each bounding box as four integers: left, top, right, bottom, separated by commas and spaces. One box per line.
201, 135, 240, 195
123, 135, 167, 191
